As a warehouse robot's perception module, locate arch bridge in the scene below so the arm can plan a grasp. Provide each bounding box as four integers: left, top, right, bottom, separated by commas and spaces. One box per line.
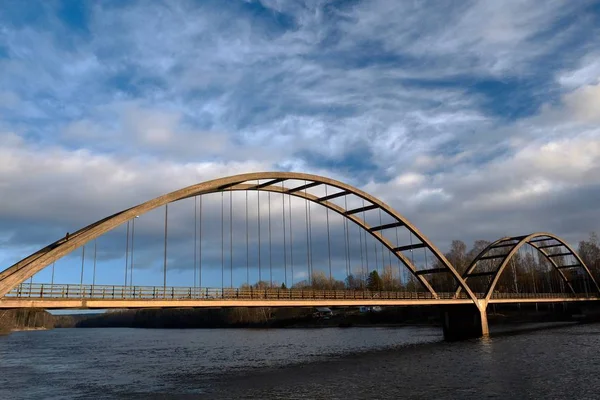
1, 172, 598, 340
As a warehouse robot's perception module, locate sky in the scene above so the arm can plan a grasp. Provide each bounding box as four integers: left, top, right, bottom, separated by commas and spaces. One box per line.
1, 0, 600, 288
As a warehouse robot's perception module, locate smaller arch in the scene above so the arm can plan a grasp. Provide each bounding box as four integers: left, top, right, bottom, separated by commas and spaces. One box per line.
457, 232, 600, 301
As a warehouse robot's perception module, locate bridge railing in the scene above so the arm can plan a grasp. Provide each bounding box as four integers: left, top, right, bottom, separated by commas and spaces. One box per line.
490, 292, 596, 299
6, 283, 458, 301
5, 284, 596, 302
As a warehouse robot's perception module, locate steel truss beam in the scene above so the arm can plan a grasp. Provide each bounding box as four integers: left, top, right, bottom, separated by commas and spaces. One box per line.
344, 204, 378, 215
393, 243, 426, 252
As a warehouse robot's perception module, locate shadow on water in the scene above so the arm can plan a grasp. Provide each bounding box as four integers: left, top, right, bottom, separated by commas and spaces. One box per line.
489, 321, 580, 337
200, 322, 600, 399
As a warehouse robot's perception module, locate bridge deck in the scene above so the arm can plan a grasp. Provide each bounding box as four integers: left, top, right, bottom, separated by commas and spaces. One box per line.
0, 298, 478, 308
1, 283, 598, 309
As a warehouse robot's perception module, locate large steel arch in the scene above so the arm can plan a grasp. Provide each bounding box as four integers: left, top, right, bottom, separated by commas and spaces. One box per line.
457, 232, 600, 302
0, 172, 478, 301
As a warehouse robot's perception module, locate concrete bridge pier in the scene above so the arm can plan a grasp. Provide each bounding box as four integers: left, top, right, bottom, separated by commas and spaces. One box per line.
441, 300, 489, 341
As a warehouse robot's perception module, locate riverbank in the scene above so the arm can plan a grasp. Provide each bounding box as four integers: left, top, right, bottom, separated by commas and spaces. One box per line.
73, 306, 441, 329
3, 303, 598, 335
0, 309, 82, 334
11, 326, 49, 331
0, 309, 55, 334
73, 303, 600, 330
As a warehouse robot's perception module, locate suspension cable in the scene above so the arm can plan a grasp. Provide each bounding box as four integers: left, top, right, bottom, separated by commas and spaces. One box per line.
51, 261, 55, 289
130, 217, 135, 287
560, 255, 568, 294
125, 220, 130, 287
362, 200, 369, 274
378, 208, 384, 273
163, 204, 168, 294
268, 191, 273, 287
558, 250, 567, 293
92, 240, 97, 289
422, 234, 429, 292
408, 231, 415, 291
257, 181, 262, 284
289, 194, 294, 287
325, 185, 332, 281
245, 191, 249, 285
387, 223, 393, 282
221, 191, 224, 290
343, 195, 350, 278
304, 181, 311, 285
199, 196, 202, 289
307, 188, 313, 284
395, 226, 401, 287
374, 231, 379, 274
409, 230, 415, 266
358, 209, 364, 279
80, 245, 85, 288
528, 244, 537, 293
194, 196, 197, 289
230, 191, 233, 288
510, 257, 519, 294
544, 249, 553, 293
282, 182, 288, 287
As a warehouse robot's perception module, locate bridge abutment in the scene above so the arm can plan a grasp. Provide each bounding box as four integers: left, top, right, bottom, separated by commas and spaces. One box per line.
441, 301, 489, 341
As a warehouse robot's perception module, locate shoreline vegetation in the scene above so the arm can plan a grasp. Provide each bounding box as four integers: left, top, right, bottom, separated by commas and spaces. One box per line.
2, 303, 599, 335
73, 306, 438, 329
0, 309, 77, 334
67, 303, 600, 330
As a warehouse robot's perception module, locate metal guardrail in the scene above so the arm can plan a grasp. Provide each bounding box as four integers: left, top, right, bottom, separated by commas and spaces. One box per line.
4, 283, 596, 301
6, 283, 464, 301
489, 291, 597, 299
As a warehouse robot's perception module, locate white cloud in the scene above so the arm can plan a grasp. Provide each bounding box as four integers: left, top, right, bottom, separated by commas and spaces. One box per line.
558, 54, 600, 88
356, 88, 600, 246
0, 132, 270, 229
563, 83, 600, 123
516, 136, 600, 180
337, 0, 588, 77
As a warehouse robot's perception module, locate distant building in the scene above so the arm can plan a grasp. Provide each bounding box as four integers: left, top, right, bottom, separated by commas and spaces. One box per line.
359, 306, 382, 313
313, 307, 333, 319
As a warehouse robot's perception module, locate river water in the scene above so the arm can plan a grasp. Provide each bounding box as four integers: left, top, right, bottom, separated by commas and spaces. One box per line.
1, 324, 599, 399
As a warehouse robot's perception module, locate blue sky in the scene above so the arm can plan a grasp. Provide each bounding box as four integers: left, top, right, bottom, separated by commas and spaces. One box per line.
1, 0, 600, 288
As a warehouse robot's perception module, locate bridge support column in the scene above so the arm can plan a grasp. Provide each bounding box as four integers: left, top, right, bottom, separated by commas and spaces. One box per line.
441, 301, 488, 341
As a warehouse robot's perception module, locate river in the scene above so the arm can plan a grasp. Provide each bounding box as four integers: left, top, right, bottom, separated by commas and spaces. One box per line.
1, 324, 599, 399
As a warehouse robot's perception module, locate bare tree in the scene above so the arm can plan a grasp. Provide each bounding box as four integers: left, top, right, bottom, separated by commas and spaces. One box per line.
446, 240, 468, 274
579, 232, 600, 281
381, 265, 398, 290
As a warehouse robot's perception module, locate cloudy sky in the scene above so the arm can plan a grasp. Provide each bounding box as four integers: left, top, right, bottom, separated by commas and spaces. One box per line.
1, 0, 599, 287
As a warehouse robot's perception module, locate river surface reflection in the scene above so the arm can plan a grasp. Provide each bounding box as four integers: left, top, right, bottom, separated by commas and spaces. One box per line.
1, 324, 599, 399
